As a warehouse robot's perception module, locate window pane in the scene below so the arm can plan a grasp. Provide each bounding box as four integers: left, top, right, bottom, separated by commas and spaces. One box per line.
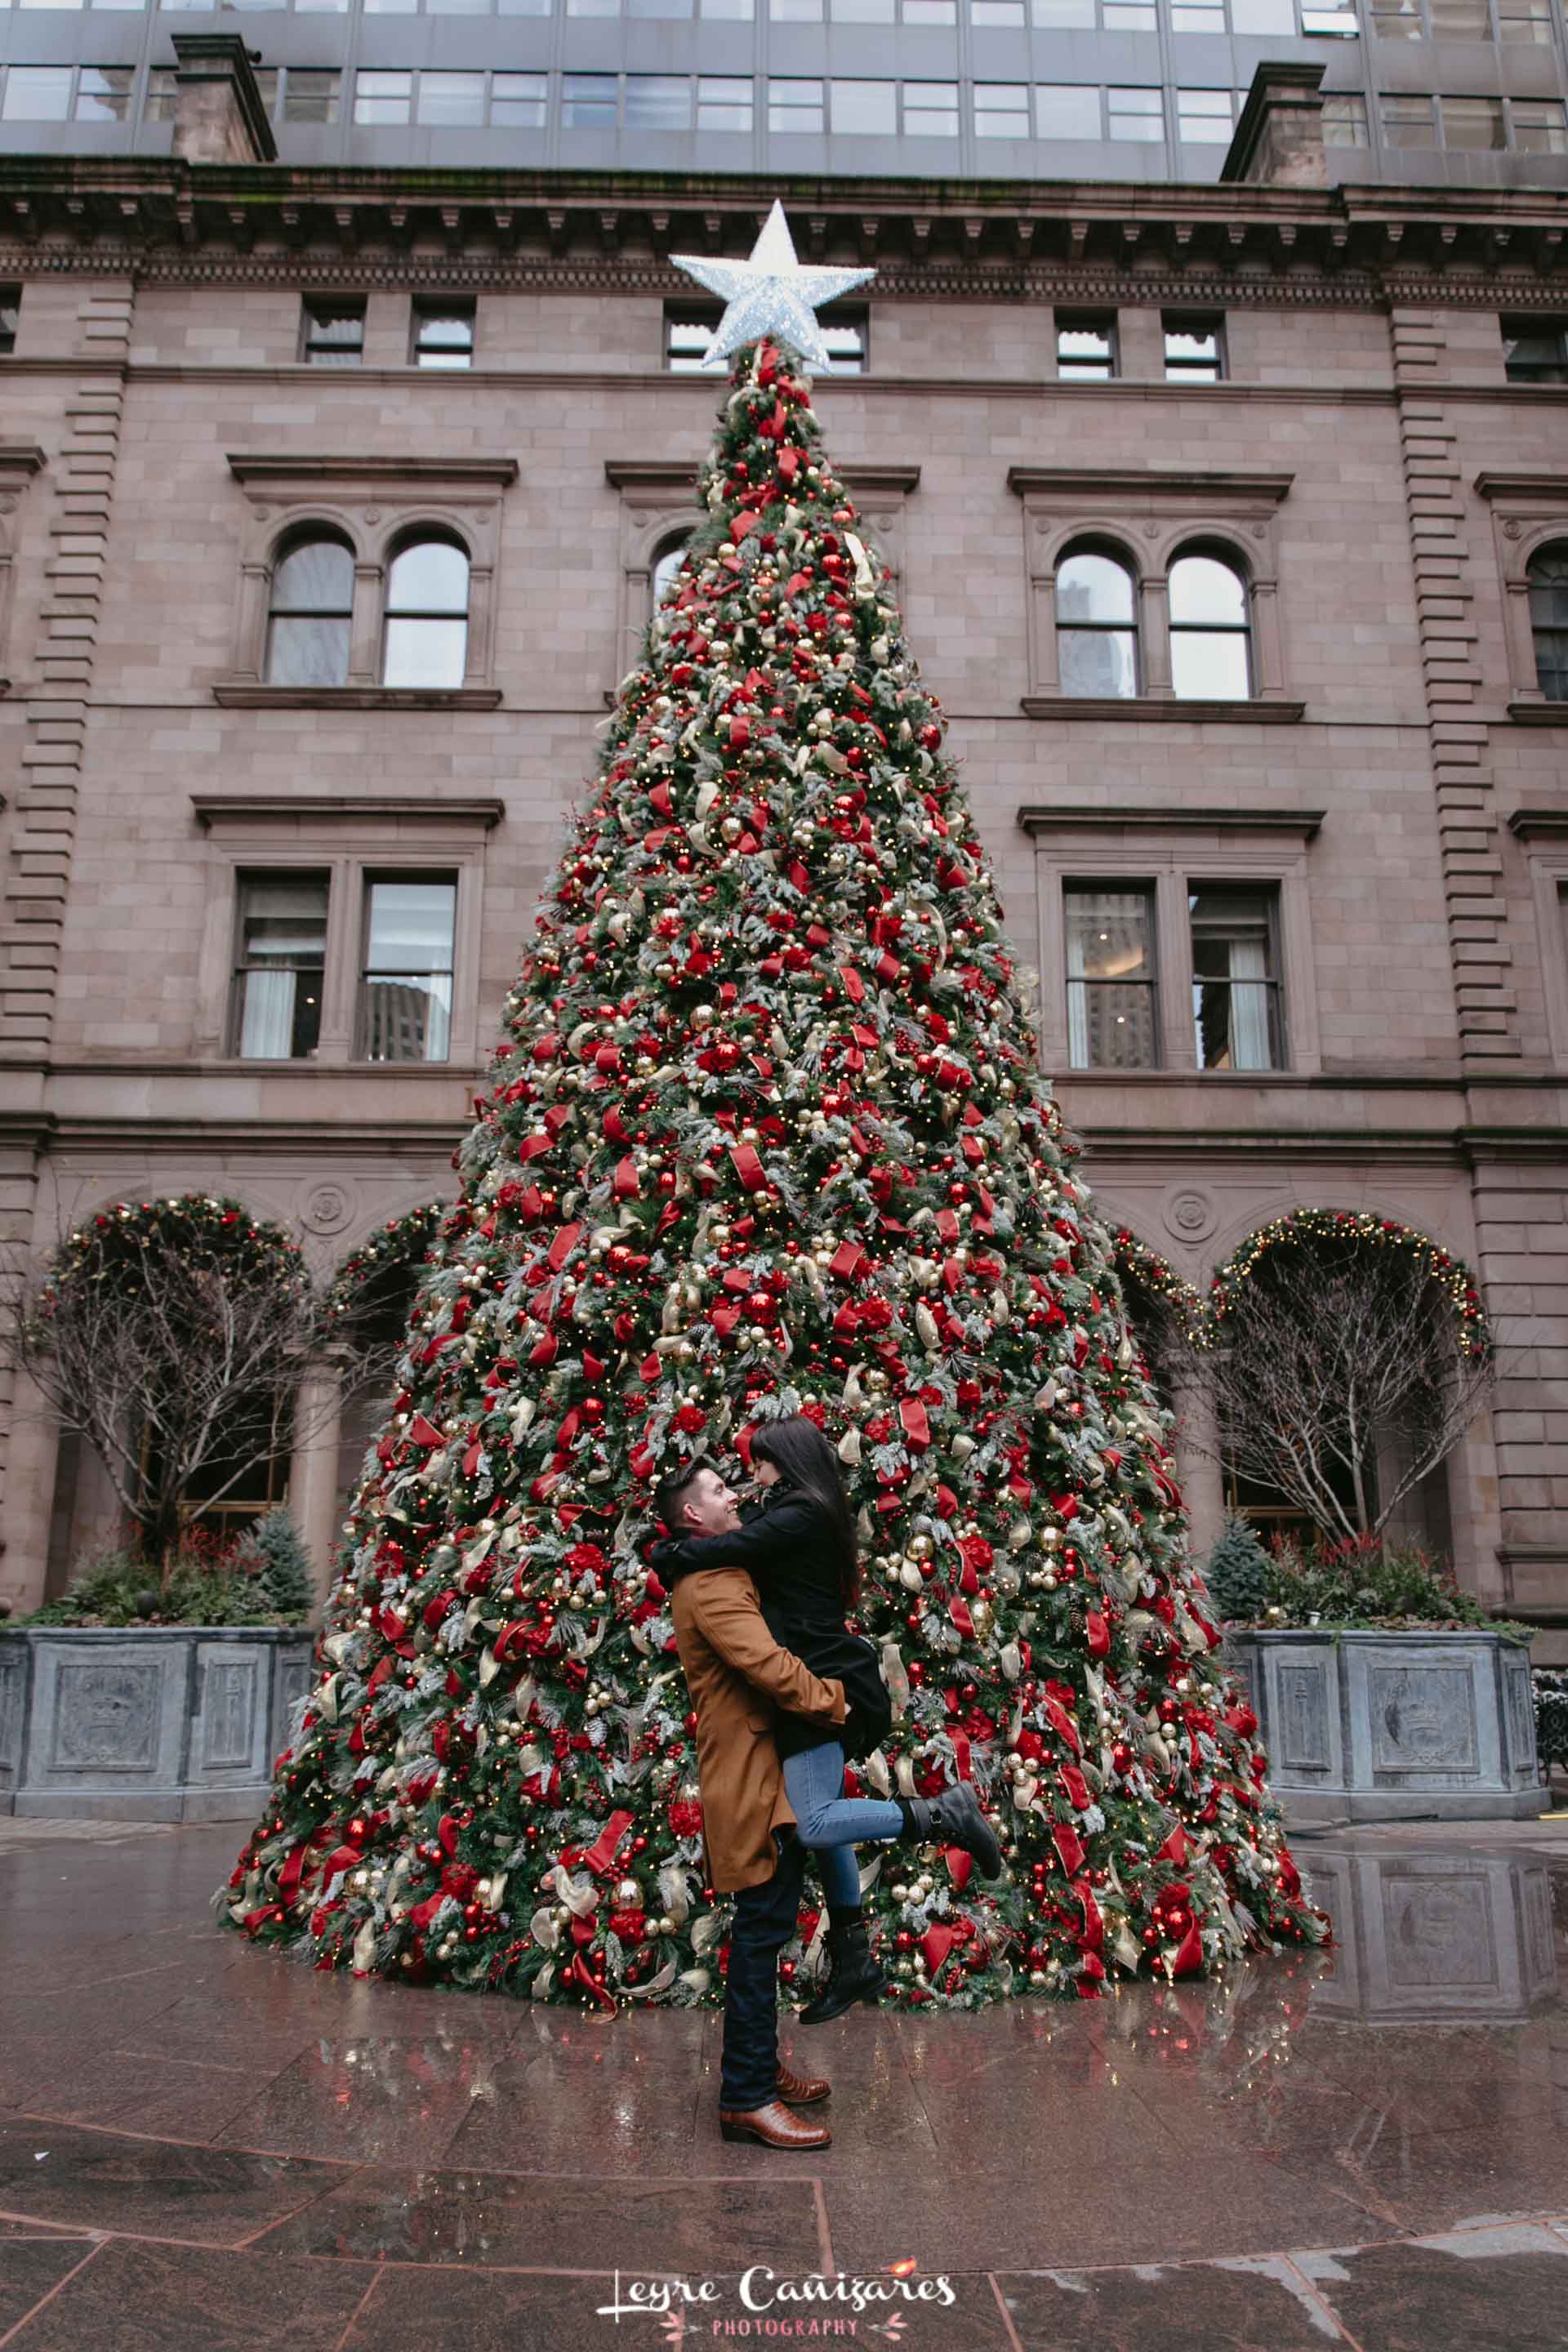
0, 289, 18, 354
1499, 0, 1553, 38
1367, 0, 1424, 28
1172, 630, 1250, 698
1032, 0, 1094, 18
973, 0, 1025, 20
702, 0, 754, 13
1108, 87, 1164, 140
363, 880, 456, 1063
1513, 100, 1568, 154
1059, 626, 1138, 698
974, 83, 1030, 136
905, 82, 959, 133
653, 541, 688, 607
820, 314, 866, 372
235, 878, 328, 1062
905, 0, 956, 19
835, 0, 895, 17
284, 71, 341, 123
625, 75, 691, 128
354, 72, 412, 123
1503, 319, 1568, 381
1429, 0, 1486, 27
698, 75, 753, 128
74, 66, 134, 120
563, 74, 617, 123
1169, 554, 1246, 627
274, 539, 354, 613
415, 304, 474, 367
303, 300, 364, 363
1177, 89, 1232, 141
1190, 887, 1280, 1071
1058, 320, 1116, 378
630, 0, 694, 13
1440, 96, 1505, 150
1065, 888, 1156, 1069
1036, 84, 1098, 139
1102, 0, 1157, 23
1165, 321, 1223, 379
1381, 96, 1437, 145
492, 72, 547, 122
773, 0, 824, 16
1528, 546, 1568, 697
383, 618, 467, 689
1173, 0, 1225, 24
831, 78, 896, 133
567, 0, 620, 11
388, 540, 470, 615
144, 69, 180, 119
1323, 93, 1370, 145
2, 68, 73, 122
1058, 550, 1135, 625
417, 72, 485, 124
769, 78, 824, 128
1227, 0, 1293, 22
266, 616, 350, 688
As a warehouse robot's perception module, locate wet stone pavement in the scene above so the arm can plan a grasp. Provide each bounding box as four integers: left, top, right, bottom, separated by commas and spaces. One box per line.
0, 1812, 1564, 2350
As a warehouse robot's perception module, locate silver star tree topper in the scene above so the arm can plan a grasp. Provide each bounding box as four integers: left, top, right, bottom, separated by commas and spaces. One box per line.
667, 201, 876, 373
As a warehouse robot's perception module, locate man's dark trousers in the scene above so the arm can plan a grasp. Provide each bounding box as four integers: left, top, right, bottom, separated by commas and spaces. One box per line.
719, 1826, 808, 2110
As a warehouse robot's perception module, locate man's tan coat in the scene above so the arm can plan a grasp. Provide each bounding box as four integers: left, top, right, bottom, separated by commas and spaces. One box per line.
670, 1565, 847, 1892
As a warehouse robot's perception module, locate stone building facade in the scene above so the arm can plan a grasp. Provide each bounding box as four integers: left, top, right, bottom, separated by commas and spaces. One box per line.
0, 53, 1564, 1643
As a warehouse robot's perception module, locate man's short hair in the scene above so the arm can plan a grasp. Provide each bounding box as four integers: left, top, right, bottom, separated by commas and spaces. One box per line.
655, 1454, 719, 1535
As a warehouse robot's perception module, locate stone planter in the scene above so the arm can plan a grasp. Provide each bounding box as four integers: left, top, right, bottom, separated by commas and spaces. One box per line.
1225, 1627, 1541, 1823
0, 1626, 315, 1822
1297, 1847, 1556, 2022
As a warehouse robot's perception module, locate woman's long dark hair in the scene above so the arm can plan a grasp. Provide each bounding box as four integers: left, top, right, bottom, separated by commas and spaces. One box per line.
751, 1414, 861, 1611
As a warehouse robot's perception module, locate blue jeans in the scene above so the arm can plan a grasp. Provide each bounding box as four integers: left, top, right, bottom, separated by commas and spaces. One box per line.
719, 1825, 807, 2111
782, 1740, 905, 1911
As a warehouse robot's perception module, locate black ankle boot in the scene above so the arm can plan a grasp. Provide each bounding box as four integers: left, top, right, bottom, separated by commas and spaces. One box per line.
896, 1782, 1004, 1881
798, 1909, 886, 2025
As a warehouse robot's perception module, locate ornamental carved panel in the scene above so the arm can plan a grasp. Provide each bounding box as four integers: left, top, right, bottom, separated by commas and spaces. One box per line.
1277, 1662, 1331, 1775
50, 1662, 162, 1772
198, 1657, 259, 1772
1369, 1665, 1478, 1775
1379, 1867, 1497, 1993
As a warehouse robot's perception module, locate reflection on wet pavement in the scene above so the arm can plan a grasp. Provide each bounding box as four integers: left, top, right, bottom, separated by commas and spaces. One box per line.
0, 1814, 1562, 2348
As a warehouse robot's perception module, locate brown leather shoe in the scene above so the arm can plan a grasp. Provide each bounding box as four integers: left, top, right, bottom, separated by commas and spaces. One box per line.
776, 2060, 831, 2105
719, 2097, 831, 2149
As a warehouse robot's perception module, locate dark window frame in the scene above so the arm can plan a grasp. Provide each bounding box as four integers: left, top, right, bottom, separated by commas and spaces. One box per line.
356, 870, 459, 1065
1062, 877, 1161, 1071
228, 868, 332, 1062
1187, 879, 1288, 1072
300, 295, 368, 368
1055, 311, 1120, 382
1162, 313, 1227, 384
411, 296, 476, 369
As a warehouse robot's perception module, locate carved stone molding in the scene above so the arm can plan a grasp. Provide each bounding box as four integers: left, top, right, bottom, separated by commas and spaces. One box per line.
218, 452, 518, 701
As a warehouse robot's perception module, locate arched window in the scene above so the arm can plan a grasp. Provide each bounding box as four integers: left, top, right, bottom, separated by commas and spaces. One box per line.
1527, 541, 1568, 702
265, 533, 354, 688
1169, 550, 1251, 700
1055, 546, 1138, 697
651, 535, 688, 616
382, 536, 470, 689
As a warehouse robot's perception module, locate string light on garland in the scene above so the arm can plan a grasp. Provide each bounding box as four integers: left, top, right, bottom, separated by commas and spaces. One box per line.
1204, 1209, 1490, 1364
325, 1202, 450, 1325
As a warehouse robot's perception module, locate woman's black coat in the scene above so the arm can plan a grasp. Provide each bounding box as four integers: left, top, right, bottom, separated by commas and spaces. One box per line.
652, 1481, 893, 1762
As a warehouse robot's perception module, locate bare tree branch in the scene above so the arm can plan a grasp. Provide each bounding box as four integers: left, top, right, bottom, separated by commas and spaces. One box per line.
1172, 1238, 1494, 1543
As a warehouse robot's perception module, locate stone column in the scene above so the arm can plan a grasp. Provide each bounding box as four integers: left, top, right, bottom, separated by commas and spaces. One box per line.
0, 1357, 60, 1616
1173, 1377, 1226, 1565
288, 1350, 346, 1619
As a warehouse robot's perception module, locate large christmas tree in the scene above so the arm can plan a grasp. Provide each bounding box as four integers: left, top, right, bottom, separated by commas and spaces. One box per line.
216, 217, 1325, 2008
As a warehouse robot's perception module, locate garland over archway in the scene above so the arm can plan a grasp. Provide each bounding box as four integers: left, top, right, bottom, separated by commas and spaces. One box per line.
1205, 1209, 1490, 1362
323, 1203, 448, 1326
1111, 1229, 1205, 1333
45, 1192, 305, 1307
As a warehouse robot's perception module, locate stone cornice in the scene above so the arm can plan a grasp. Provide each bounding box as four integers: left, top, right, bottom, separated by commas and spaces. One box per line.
210, 684, 505, 710
1009, 466, 1293, 503
0, 160, 1565, 301
605, 458, 920, 495
1475, 472, 1568, 501
1019, 695, 1306, 724
192, 793, 506, 830
1018, 803, 1323, 838
0, 445, 45, 478
227, 452, 518, 490
1507, 804, 1568, 840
